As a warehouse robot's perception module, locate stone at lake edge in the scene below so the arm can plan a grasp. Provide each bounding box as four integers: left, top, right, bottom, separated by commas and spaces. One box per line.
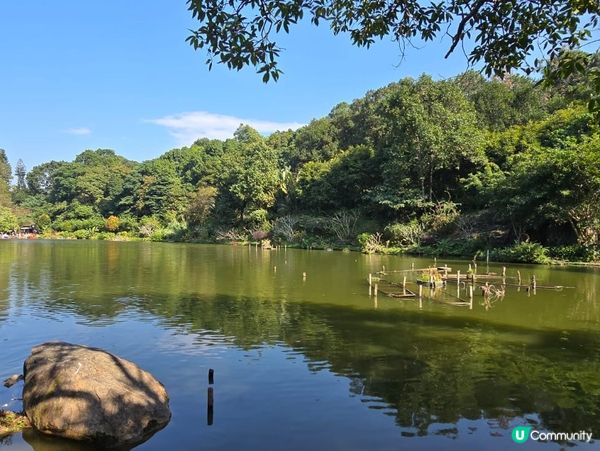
23, 342, 171, 448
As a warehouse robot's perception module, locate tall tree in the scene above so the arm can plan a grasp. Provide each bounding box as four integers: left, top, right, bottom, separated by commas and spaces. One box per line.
119, 159, 187, 220
15, 159, 27, 190
217, 128, 280, 222
0, 149, 11, 207
369, 76, 485, 213
0, 149, 11, 185
455, 72, 557, 131
0, 206, 18, 233
26, 161, 64, 196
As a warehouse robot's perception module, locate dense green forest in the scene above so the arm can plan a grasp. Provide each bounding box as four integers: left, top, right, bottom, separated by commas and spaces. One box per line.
1, 65, 599, 263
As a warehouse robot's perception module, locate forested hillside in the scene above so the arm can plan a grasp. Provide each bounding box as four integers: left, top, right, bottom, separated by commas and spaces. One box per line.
1, 66, 598, 263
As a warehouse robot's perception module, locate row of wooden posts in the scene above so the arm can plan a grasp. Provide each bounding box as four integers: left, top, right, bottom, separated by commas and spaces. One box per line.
368, 271, 476, 303
368, 264, 541, 305
250, 242, 326, 251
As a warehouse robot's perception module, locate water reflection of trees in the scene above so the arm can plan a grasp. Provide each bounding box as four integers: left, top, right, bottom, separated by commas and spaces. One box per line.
22, 287, 600, 436
3, 241, 600, 437
141, 294, 600, 436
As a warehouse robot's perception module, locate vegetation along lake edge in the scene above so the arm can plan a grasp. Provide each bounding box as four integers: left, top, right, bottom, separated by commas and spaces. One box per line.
1, 57, 599, 267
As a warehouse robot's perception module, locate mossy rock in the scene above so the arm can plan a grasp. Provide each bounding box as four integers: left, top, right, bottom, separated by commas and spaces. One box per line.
0, 410, 31, 436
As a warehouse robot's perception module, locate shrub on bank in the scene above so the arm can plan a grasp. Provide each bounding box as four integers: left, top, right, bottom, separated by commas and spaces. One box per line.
53, 217, 105, 232
548, 244, 600, 262
215, 228, 248, 242
270, 214, 337, 245
117, 214, 139, 232
246, 209, 271, 232
384, 220, 423, 246
139, 216, 162, 238
358, 232, 386, 254
94, 232, 116, 240
490, 242, 551, 264
105, 215, 120, 232
421, 201, 460, 237
272, 216, 300, 242
408, 238, 484, 258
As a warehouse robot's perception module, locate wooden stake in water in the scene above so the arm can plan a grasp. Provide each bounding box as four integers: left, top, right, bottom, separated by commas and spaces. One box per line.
368, 273, 372, 287
402, 276, 407, 292
469, 285, 474, 310
208, 369, 214, 385
411, 262, 415, 270
419, 284, 423, 299
517, 270, 522, 285
374, 284, 378, 297
273, 266, 277, 273
207, 387, 214, 426
486, 249, 490, 264
302, 272, 307, 281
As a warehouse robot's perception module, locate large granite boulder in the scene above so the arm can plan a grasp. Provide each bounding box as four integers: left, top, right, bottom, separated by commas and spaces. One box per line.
22, 342, 171, 448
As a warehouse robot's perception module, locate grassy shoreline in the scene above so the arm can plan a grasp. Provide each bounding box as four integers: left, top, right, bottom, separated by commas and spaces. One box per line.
8, 235, 600, 268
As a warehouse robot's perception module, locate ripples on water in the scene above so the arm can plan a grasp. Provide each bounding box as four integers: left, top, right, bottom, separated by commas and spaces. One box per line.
1, 241, 600, 450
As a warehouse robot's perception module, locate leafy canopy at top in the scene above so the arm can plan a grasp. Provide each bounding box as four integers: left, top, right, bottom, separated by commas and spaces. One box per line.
186, 0, 599, 110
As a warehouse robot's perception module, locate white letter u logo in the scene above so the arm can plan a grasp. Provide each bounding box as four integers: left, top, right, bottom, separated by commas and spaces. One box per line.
515, 430, 525, 441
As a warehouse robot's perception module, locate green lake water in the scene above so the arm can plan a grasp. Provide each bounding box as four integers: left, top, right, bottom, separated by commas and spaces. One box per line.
1, 240, 599, 450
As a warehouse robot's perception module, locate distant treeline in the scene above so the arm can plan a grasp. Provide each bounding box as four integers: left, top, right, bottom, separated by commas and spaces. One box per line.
0, 63, 599, 263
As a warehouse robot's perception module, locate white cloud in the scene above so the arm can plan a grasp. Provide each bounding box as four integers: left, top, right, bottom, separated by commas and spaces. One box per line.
147, 111, 304, 145
65, 127, 92, 135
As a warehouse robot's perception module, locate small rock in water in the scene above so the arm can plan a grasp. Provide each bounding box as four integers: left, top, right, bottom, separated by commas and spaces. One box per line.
23, 342, 171, 448
0, 410, 31, 436
2, 375, 23, 388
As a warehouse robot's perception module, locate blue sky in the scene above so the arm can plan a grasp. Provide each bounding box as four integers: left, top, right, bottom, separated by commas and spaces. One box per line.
0, 1, 476, 171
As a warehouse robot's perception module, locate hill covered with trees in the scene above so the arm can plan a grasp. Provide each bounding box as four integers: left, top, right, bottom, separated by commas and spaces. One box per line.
1, 67, 598, 263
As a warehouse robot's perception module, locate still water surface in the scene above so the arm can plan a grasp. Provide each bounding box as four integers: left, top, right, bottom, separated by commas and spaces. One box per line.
1, 241, 600, 450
